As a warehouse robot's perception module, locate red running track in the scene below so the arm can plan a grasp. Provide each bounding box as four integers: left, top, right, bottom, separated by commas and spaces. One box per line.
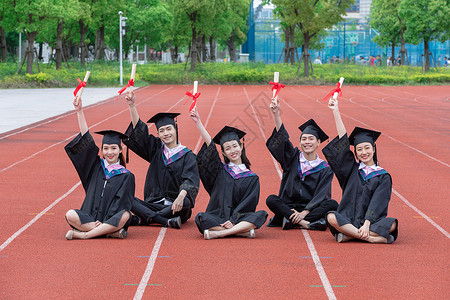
0, 84, 449, 299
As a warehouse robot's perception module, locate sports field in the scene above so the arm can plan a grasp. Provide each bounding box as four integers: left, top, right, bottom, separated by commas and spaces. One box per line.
0, 84, 449, 299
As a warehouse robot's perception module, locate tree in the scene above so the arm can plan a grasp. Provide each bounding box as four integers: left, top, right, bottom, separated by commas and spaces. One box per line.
221, 0, 250, 62
399, 0, 449, 71
271, 0, 354, 77
12, 0, 56, 74
168, 0, 217, 71
0, 1, 16, 61
370, 0, 407, 66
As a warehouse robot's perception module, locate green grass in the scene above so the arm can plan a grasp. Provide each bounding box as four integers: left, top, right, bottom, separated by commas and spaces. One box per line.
0, 61, 449, 88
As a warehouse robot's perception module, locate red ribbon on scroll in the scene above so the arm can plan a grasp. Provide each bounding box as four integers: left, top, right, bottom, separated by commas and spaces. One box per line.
185, 91, 201, 111
118, 79, 135, 95
321, 83, 342, 102
269, 81, 285, 98
73, 78, 87, 97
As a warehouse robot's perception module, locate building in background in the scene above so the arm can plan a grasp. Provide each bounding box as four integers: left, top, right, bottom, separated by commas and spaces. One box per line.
242, 0, 449, 66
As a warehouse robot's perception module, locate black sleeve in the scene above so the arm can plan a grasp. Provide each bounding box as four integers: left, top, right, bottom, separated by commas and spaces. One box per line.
178, 152, 200, 207
365, 174, 392, 223
64, 131, 99, 191
322, 134, 356, 189
305, 167, 334, 211
123, 119, 160, 162
196, 142, 222, 195
266, 124, 297, 171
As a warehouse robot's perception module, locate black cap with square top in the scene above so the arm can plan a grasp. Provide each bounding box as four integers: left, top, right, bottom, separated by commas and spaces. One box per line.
212, 126, 246, 145
95, 130, 128, 145
348, 127, 381, 146
298, 119, 328, 142
147, 112, 180, 129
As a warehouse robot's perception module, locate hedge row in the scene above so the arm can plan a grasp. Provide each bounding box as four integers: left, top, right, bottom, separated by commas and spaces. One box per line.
0, 61, 449, 88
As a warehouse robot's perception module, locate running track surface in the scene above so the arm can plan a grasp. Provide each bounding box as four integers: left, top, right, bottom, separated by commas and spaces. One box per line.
0, 85, 449, 299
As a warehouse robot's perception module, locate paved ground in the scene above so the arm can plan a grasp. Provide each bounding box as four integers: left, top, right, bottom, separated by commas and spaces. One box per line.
0, 88, 119, 134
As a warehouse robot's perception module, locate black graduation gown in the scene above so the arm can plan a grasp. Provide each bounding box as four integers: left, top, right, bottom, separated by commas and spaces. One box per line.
65, 131, 134, 227
322, 134, 398, 240
194, 142, 268, 233
266, 124, 334, 212
124, 119, 199, 207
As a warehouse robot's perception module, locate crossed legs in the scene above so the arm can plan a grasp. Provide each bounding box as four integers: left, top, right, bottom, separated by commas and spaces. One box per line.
65, 210, 130, 239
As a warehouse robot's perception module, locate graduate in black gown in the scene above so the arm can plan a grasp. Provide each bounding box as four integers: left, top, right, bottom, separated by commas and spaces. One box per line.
323, 97, 398, 244
266, 98, 338, 230
65, 96, 135, 240
190, 107, 268, 240
123, 91, 199, 229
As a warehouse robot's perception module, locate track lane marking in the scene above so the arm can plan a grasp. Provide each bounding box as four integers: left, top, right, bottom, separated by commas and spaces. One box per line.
133, 86, 221, 300
0, 87, 173, 174
242, 87, 337, 300
0, 182, 82, 252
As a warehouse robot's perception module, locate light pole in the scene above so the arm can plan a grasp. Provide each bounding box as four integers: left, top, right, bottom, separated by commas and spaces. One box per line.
119, 11, 127, 85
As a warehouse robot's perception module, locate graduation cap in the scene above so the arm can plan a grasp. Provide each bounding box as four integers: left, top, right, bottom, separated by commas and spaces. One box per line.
212, 126, 246, 145
147, 112, 180, 129
348, 127, 381, 146
95, 130, 128, 145
298, 119, 328, 142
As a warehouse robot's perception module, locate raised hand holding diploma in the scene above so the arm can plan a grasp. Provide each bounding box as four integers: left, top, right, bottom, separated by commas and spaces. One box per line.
185, 80, 201, 112
73, 71, 90, 106
269, 72, 285, 105
322, 77, 344, 102
118, 64, 136, 95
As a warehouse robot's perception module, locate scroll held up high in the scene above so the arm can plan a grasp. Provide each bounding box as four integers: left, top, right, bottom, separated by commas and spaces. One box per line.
73, 71, 90, 105
185, 81, 201, 112
118, 64, 136, 95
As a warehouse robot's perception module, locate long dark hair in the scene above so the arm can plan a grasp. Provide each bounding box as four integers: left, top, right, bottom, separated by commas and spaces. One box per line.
221, 140, 252, 169
353, 143, 378, 166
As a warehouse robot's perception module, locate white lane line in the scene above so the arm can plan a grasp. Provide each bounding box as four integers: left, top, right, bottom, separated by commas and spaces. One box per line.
302, 230, 337, 300
0, 86, 151, 140
242, 87, 336, 300
392, 189, 450, 239
134, 87, 220, 299
290, 86, 450, 168
0, 87, 173, 174
133, 228, 167, 300
0, 182, 82, 252
290, 86, 450, 237
0, 88, 184, 254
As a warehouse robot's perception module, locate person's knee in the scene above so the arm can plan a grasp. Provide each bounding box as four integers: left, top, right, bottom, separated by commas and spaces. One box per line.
266, 194, 278, 207
327, 213, 337, 226
65, 210, 78, 223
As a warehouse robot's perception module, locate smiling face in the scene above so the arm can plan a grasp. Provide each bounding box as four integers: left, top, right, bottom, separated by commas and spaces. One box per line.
157, 124, 177, 147
222, 140, 243, 165
300, 133, 320, 155
102, 144, 122, 164
355, 142, 375, 165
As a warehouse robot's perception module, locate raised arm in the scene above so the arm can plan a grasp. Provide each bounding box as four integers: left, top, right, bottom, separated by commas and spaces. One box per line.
270, 99, 282, 131
328, 98, 346, 138
125, 90, 139, 128
74, 96, 88, 135
190, 107, 212, 146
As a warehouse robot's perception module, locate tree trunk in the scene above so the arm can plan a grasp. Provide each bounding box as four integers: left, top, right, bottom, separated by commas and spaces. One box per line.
227, 30, 236, 62
0, 26, 7, 61
391, 43, 395, 66
400, 32, 406, 66
79, 20, 88, 67
289, 26, 296, 65
209, 36, 216, 62
38, 43, 43, 61
283, 28, 289, 63
25, 31, 38, 74
202, 35, 208, 62
95, 26, 105, 60
190, 27, 198, 72
170, 45, 178, 63
56, 21, 63, 70
423, 38, 430, 72
302, 35, 310, 77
